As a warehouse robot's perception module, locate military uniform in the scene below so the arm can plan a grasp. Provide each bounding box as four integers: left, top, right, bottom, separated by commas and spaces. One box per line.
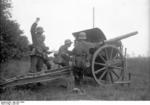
72, 32, 97, 86
54, 40, 72, 66
30, 22, 51, 73
73, 40, 96, 68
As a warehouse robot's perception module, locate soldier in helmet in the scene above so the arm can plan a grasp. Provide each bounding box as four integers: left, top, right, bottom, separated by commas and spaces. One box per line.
30, 17, 51, 73
54, 39, 72, 66
72, 32, 88, 86
73, 32, 93, 67
72, 32, 96, 86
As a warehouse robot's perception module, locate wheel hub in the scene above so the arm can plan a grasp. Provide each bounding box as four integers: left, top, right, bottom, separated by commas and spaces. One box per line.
106, 60, 113, 67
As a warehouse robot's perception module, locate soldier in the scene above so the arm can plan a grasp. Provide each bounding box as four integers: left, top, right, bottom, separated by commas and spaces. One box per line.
30, 18, 51, 73
72, 32, 89, 86
72, 32, 97, 86
54, 39, 72, 66
73, 32, 95, 66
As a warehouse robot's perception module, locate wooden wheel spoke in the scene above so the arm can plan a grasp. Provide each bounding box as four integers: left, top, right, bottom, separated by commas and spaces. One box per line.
99, 70, 107, 80
104, 48, 109, 60
98, 54, 106, 62
95, 67, 106, 74
95, 62, 106, 66
111, 70, 120, 79
113, 54, 118, 59
109, 72, 114, 83
110, 48, 114, 60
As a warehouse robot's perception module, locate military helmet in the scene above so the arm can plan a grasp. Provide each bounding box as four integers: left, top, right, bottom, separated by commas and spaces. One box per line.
78, 32, 87, 39
65, 39, 72, 45
36, 26, 44, 33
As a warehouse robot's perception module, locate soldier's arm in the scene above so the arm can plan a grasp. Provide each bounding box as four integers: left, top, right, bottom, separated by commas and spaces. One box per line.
44, 47, 52, 54
30, 18, 40, 35
31, 23, 37, 36
58, 45, 64, 54
71, 47, 78, 56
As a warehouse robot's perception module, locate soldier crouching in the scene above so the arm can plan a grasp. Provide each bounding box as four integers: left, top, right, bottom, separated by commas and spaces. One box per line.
53, 39, 72, 67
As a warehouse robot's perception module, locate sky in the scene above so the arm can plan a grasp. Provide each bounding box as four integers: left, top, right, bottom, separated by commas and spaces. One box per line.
11, 0, 149, 57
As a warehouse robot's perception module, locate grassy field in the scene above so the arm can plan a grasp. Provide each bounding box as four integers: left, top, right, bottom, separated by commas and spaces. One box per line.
0, 57, 150, 100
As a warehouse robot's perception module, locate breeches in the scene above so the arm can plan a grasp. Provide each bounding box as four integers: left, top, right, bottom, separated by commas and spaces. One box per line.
30, 55, 51, 73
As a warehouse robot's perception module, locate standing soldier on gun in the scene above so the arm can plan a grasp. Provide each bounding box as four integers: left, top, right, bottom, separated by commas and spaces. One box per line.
30, 18, 51, 73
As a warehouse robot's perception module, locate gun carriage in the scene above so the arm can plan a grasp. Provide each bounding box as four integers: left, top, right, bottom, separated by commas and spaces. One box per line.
71, 28, 137, 85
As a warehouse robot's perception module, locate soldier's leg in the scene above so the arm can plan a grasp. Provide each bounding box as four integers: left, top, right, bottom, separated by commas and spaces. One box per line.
72, 67, 84, 94
64, 69, 75, 91
30, 55, 38, 73
43, 58, 51, 70
73, 67, 82, 87
36, 57, 44, 72
77, 69, 84, 86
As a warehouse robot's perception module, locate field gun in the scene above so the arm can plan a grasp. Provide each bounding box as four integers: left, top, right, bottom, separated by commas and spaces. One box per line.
72, 28, 138, 85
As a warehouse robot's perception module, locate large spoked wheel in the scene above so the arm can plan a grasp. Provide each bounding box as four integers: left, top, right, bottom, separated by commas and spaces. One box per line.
92, 45, 124, 85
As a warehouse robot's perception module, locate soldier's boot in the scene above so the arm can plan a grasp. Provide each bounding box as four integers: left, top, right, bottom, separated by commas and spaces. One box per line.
72, 76, 84, 94
29, 66, 36, 73
66, 70, 75, 91
30, 56, 38, 73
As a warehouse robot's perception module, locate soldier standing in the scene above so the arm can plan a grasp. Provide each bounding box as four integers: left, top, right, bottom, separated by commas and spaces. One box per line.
30, 18, 51, 73
72, 32, 88, 86
72, 32, 96, 86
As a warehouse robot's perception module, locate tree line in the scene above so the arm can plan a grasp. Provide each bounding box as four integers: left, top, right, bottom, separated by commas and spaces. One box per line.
0, 0, 30, 63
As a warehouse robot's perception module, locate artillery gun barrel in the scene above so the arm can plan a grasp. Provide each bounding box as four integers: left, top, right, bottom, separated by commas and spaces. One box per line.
103, 31, 138, 44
